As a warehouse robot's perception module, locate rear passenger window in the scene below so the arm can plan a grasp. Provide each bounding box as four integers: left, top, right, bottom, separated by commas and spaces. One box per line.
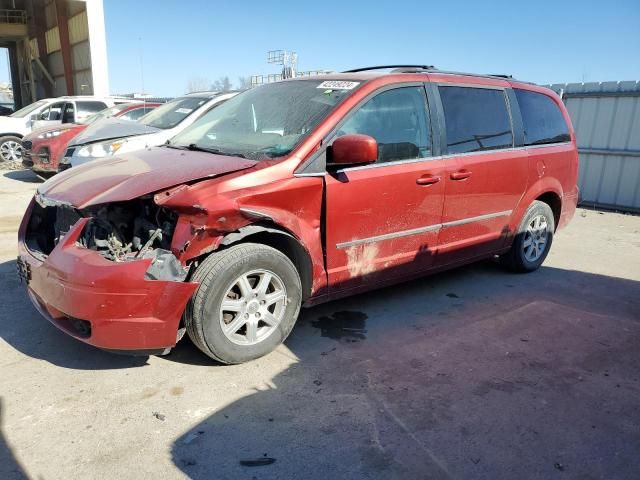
338, 87, 431, 163
515, 89, 570, 146
439, 86, 513, 154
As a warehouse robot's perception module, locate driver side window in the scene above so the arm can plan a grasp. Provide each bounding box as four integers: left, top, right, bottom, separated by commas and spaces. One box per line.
38, 102, 65, 121
338, 87, 432, 163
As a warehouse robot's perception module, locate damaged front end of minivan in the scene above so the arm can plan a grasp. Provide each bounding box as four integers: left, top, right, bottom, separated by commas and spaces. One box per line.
18, 161, 294, 353
18, 188, 218, 353
25, 193, 189, 282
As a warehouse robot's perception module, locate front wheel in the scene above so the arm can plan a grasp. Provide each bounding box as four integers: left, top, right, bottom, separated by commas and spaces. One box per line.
0, 135, 23, 163
501, 200, 555, 272
184, 243, 302, 364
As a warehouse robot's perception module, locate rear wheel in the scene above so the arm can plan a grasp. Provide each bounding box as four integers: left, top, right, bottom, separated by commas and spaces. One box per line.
185, 243, 302, 364
501, 200, 555, 272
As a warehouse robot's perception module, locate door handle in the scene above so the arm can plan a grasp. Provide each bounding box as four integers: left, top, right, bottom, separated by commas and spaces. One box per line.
450, 169, 472, 180
416, 174, 441, 186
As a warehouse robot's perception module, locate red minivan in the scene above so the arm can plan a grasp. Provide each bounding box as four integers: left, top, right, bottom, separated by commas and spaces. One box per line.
18, 66, 578, 363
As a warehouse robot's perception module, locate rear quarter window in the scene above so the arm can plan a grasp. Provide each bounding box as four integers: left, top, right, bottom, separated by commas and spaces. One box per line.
439, 86, 513, 154
515, 89, 570, 146
76, 101, 108, 119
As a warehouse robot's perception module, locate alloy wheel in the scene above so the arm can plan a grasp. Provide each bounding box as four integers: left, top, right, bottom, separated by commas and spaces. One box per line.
0, 140, 23, 162
522, 214, 549, 262
219, 269, 287, 346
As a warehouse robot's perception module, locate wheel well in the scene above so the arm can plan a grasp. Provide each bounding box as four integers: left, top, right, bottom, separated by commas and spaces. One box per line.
218, 226, 314, 301
0, 133, 24, 139
536, 192, 561, 230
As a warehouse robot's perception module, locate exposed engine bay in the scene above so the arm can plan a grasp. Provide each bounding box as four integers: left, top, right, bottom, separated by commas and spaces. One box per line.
25, 195, 189, 281
79, 197, 175, 261
78, 197, 189, 281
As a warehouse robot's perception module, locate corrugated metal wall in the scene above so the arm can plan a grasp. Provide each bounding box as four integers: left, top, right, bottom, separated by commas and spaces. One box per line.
547, 81, 640, 211
68, 10, 92, 94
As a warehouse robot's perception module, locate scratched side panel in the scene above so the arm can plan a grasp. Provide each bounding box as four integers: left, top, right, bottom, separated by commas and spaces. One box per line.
157, 170, 328, 297
436, 149, 528, 265
324, 159, 447, 292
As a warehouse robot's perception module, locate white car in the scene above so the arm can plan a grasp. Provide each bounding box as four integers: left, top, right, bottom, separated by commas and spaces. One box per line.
0, 96, 132, 162
64, 92, 238, 169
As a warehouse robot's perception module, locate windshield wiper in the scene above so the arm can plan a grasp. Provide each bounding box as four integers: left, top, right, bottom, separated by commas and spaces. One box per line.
186, 144, 247, 158
162, 144, 188, 150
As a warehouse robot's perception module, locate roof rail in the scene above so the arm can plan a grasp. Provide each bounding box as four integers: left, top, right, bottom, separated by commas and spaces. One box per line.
428, 69, 535, 84
342, 65, 436, 73
341, 66, 535, 84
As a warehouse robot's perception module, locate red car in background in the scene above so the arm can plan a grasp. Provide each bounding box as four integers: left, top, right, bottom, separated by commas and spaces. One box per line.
22, 102, 160, 179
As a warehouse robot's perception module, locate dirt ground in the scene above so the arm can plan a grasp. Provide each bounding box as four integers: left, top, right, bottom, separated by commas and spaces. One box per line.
0, 168, 638, 480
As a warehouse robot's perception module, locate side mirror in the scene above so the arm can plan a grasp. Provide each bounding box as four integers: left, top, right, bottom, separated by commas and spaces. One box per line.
328, 134, 377, 167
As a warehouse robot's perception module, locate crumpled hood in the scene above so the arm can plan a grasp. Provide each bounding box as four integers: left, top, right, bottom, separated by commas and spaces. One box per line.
38, 147, 257, 208
69, 118, 160, 146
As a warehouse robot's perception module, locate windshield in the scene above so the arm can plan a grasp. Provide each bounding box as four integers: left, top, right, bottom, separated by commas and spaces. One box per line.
79, 104, 129, 125
10, 100, 48, 118
138, 96, 209, 130
170, 80, 359, 160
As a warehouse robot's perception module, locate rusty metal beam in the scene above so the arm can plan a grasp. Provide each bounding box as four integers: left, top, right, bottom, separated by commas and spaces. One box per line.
55, 0, 74, 95
33, 2, 53, 97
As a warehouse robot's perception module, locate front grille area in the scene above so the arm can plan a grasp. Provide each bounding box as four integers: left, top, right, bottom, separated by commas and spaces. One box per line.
25, 202, 82, 256
22, 140, 32, 161
38, 147, 50, 164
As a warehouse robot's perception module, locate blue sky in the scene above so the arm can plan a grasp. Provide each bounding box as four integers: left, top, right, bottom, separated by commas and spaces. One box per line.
2, 0, 640, 96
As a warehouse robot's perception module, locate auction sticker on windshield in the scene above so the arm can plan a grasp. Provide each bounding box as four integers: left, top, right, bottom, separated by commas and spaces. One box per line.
175, 108, 193, 114
316, 81, 360, 90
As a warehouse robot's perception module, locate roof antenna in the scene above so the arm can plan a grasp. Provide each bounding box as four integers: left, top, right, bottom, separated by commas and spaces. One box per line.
139, 36, 145, 106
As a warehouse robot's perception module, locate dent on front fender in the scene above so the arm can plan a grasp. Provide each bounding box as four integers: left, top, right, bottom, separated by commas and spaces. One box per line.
157, 192, 253, 263
153, 175, 328, 295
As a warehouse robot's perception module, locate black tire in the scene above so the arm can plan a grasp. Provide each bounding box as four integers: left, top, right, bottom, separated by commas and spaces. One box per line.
184, 243, 302, 364
0, 135, 23, 163
501, 200, 555, 273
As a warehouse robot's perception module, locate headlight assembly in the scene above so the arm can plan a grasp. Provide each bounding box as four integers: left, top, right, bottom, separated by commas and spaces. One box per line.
37, 129, 65, 139
77, 140, 125, 158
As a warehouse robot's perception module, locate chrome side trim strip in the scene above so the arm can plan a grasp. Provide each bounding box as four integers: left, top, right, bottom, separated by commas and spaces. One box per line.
440, 210, 512, 229
335, 210, 512, 249
336, 224, 442, 249
293, 172, 327, 177
336, 154, 439, 173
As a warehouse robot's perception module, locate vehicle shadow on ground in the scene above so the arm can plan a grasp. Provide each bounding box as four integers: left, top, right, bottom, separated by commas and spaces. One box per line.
0, 398, 28, 480
2, 169, 41, 183
168, 264, 640, 480
2, 257, 640, 477
0, 259, 148, 370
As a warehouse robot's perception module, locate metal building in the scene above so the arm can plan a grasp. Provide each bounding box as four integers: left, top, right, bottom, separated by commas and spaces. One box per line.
0, 0, 108, 109
547, 81, 640, 212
